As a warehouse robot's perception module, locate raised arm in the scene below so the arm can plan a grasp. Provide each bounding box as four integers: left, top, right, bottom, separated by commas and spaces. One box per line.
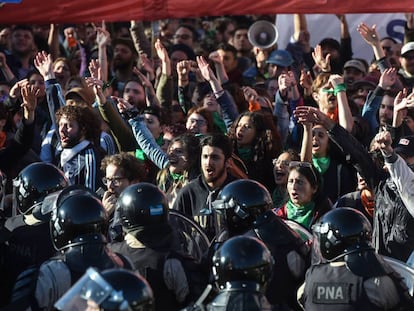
128, 115, 169, 170
375, 130, 414, 218
154, 39, 173, 109
209, 50, 229, 85
357, 22, 386, 62
96, 22, 111, 83
132, 66, 160, 108
34, 51, 64, 128
295, 105, 379, 190
329, 74, 353, 132
0, 86, 38, 170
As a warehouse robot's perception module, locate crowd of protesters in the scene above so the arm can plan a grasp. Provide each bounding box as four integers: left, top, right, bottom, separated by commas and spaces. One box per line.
1, 12, 414, 310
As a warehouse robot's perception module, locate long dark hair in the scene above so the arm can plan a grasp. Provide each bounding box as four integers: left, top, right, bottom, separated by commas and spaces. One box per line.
228, 111, 280, 161
288, 163, 332, 210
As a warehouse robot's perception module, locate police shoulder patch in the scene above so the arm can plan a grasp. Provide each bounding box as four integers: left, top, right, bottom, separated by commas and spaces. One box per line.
312, 282, 351, 304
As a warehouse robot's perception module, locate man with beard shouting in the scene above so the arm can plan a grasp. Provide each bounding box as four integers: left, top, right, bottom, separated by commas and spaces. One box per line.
56, 104, 104, 191
172, 133, 239, 240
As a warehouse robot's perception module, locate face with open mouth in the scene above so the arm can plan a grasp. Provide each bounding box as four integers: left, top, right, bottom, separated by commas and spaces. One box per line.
287, 169, 317, 206
168, 141, 188, 175
318, 82, 338, 112
312, 125, 329, 157
236, 115, 256, 148
186, 112, 208, 135
202, 93, 218, 112
58, 114, 83, 148
273, 152, 292, 186
201, 145, 227, 186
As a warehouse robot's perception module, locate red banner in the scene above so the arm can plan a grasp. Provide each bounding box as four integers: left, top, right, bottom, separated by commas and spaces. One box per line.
1, 0, 414, 24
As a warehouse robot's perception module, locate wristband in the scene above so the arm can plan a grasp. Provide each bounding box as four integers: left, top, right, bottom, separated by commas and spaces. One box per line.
214, 89, 225, 97
122, 108, 139, 120
334, 83, 346, 96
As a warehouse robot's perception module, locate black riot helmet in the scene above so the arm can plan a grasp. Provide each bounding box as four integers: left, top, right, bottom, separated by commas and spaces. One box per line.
312, 207, 373, 261
213, 179, 273, 235
13, 162, 68, 214
212, 236, 274, 291
55, 267, 154, 311
50, 186, 108, 251
117, 183, 169, 231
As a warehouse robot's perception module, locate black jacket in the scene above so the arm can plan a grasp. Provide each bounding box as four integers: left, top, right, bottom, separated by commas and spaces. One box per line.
172, 173, 238, 240
328, 124, 414, 262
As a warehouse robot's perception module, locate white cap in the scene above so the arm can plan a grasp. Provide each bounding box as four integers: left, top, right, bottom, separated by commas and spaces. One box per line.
401, 42, 414, 56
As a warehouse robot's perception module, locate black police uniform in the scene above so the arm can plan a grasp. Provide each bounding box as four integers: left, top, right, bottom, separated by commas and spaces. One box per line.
300, 252, 414, 310
206, 282, 274, 311
301, 207, 414, 311
0, 215, 55, 306
110, 232, 182, 311
246, 210, 310, 309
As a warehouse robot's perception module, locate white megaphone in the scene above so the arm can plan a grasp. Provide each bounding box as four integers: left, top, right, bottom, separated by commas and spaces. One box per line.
248, 20, 278, 49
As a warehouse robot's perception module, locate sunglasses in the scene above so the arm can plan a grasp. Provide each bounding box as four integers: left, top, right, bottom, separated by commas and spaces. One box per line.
321, 88, 335, 95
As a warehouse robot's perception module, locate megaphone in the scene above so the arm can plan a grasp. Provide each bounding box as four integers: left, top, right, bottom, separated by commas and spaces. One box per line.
248, 20, 278, 49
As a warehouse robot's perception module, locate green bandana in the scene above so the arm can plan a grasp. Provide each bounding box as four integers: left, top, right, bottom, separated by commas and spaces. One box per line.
286, 199, 315, 229
212, 111, 227, 134
135, 149, 146, 161
135, 134, 164, 161
312, 155, 330, 175
170, 173, 184, 181
238, 147, 252, 162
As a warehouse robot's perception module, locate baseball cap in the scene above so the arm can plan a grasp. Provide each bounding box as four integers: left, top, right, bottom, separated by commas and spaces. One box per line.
65, 87, 96, 106
401, 42, 414, 57
266, 49, 293, 67
344, 60, 367, 74
394, 136, 414, 157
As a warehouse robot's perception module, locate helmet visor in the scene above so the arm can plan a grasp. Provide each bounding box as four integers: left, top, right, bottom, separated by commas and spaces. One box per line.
311, 222, 328, 264
55, 267, 130, 311
40, 190, 63, 216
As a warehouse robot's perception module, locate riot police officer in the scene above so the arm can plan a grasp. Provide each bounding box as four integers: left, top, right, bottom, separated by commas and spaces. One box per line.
109, 182, 202, 311
299, 207, 414, 310
207, 235, 275, 310
0, 162, 68, 307
54, 267, 155, 311
212, 179, 310, 310
7, 186, 131, 310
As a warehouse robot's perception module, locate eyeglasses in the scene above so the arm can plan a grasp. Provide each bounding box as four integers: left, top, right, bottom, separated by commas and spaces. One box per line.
189, 118, 207, 126
174, 34, 192, 40
289, 161, 318, 183
102, 176, 127, 186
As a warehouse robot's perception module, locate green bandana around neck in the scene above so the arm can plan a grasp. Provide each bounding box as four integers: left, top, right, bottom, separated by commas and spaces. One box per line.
312, 155, 330, 175
238, 147, 252, 162
286, 199, 315, 229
